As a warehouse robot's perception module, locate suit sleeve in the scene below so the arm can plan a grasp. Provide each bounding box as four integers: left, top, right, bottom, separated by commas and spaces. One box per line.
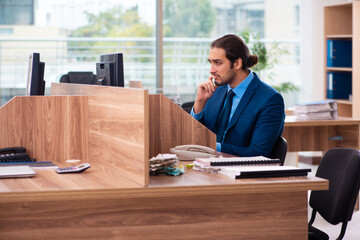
221, 93, 285, 157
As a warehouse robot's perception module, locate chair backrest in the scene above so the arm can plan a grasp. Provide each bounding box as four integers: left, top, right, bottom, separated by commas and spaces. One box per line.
269, 136, 287, 166
310, 148, 360, 225
60, 72, 97, 85
181, 101, 194, 114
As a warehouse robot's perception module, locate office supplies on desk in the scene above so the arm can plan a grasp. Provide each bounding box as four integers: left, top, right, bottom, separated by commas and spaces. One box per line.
170, 145, 216, 160
195, 156, 281, 166
0, 147, 58, 168
0, 147, 31, 162
0, 161, 58, 168
219, 165, 311, 179
149, 154, 184, 176
0, 165, 36, 179
56, 163, 91, 174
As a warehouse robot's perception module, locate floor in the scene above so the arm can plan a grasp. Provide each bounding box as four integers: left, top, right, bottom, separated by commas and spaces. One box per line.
286, 153, 360, 240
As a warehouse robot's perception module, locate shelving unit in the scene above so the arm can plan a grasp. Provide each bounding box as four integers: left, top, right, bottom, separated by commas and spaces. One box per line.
324, 1, 360, 118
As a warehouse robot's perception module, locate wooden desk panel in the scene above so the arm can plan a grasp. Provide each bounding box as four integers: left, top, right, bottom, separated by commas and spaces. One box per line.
0, 165, 327, 240
284, 116, 360, 152
0, 190, 307, 240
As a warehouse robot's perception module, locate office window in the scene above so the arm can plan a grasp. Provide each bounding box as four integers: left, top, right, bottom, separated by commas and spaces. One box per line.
0, 0, 34, 25
0, 0, 300, 108
163, 0, 300, 106
0, 0, 156, 104
0, 28, 14, 34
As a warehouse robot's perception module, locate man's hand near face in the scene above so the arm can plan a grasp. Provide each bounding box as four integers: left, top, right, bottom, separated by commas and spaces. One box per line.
193, 76, 218, 114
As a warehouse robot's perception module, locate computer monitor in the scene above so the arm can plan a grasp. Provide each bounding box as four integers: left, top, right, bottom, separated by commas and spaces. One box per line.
96, 53, 124, 87
26, 53, 45, 96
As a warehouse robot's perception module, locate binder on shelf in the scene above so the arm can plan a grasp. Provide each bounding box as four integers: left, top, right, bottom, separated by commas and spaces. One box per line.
195, 156, 281, 167
326, 39, 352, 68
326, 71, 352, 100
219, 165, 311, 179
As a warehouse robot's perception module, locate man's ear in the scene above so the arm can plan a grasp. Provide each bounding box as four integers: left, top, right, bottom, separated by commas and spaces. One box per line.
233, 58, 242, 70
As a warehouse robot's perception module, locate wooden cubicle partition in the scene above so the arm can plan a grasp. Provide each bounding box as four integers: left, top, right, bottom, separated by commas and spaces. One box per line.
51, 83, 149, 186
52, 83, 216, 159
51, 83, 216, 184
0, 83, 215, 187
149, 94, 216, 158
0, 96, 89, 162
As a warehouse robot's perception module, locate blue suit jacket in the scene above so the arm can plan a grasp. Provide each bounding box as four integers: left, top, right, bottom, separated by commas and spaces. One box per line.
198, 73, 285, 157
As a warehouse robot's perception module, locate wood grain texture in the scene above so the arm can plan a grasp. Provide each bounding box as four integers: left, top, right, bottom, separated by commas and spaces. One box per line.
0, 163, 328, 196
0, 96, 88, 162
337, 102, 352, 118
51, 83, 149, 187
284, 116, 360, 151
324, 2, 352, 36
0, 165, 327, 240
149, 94, 216, 158
0, 191, 308, 240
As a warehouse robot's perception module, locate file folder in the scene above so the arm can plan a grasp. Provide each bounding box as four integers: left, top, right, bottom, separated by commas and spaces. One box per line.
327, 39, 352, 68
326, 72, 352, 100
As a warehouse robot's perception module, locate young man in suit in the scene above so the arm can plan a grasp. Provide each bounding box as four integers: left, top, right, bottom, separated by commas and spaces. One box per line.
191, 34, 285, 157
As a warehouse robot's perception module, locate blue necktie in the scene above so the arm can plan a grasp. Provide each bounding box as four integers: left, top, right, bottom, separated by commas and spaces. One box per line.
214, 90, 235, 142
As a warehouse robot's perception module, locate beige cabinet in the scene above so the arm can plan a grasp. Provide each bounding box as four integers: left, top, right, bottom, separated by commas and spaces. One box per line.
324, 1, 360, 118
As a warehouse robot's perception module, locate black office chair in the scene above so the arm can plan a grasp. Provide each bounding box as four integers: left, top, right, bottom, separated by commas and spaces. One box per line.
60, 71, 97, 85
181, 101, 194, 114
269, 136, 287, 166
308, 148, 360, 240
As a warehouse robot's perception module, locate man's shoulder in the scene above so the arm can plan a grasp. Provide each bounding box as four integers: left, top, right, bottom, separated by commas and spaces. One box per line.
251, 74, 281, 96
250, 76, 284, 106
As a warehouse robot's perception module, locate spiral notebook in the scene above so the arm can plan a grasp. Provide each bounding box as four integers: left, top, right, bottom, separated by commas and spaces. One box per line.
195, 156, 281, 167
219, 166, 311, 179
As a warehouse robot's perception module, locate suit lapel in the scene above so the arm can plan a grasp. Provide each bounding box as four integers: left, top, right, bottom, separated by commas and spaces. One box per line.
207, 86, 227, 130
226, 75, 260, 130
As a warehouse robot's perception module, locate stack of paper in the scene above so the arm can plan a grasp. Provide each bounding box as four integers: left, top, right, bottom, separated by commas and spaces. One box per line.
149, 154, 184, 176
193, 156, 280, 173
293, 100, 337, 120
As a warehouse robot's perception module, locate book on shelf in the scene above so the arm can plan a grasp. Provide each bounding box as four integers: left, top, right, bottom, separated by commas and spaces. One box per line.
194, 156, 281, 167
326, 71, 352, 100
218, 165, 311, 179
326, 39, 352, 68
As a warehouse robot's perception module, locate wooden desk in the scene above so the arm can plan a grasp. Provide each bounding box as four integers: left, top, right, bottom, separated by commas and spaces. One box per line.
0, 87, 328, 239
283, 116, 360, 152
0, 164, 327, 240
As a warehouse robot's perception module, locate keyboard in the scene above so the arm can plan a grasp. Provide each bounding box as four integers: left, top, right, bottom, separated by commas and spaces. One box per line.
0, 161, 58, 168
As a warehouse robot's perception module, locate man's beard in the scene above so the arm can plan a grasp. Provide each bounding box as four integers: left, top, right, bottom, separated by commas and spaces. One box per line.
214, 70, 236, 86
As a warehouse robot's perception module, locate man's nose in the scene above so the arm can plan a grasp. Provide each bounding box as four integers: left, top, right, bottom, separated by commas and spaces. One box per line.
209, 64, 216, 74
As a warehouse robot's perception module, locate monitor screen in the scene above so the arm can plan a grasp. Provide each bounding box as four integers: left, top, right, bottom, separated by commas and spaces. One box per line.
26, 53, 45, 96
96, 53, 124, 87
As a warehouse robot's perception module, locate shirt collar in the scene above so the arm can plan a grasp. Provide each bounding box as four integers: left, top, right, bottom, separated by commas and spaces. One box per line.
227, 69, 254, 96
